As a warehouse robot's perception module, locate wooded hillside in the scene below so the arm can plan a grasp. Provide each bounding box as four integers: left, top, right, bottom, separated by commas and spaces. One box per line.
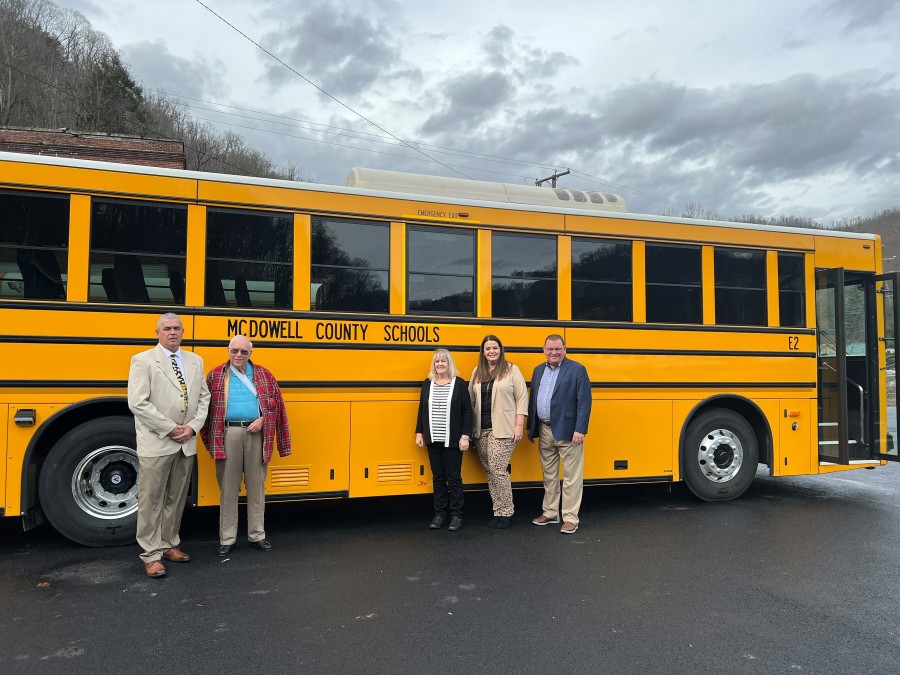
0, 0, 309, 179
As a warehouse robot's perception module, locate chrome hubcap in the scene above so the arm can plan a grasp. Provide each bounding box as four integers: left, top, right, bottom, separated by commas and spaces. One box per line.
71, 445, 139, 519
696, 428, 743, 483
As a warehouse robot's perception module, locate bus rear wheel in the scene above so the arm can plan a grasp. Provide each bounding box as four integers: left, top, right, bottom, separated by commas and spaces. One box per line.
682, 409, 758, 502
38, 416, 139, 547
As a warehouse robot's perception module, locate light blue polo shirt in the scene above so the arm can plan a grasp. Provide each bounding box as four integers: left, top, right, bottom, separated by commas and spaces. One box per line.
225, 364, 259, 422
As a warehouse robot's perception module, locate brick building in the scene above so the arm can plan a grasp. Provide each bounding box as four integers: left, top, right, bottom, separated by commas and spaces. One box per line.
0, 127, 185, 169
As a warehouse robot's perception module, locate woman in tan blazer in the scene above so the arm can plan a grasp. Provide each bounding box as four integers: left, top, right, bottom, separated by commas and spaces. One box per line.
469, 335, 528, 528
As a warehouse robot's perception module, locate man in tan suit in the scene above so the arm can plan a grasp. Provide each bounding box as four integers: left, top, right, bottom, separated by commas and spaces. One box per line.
128, 313, 210, 577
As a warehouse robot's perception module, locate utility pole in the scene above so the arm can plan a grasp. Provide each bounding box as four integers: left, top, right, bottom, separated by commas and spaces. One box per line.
535, 169, 570, 188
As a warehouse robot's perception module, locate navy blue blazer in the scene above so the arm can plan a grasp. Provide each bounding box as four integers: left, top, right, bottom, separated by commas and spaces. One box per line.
527, 358, 592, 441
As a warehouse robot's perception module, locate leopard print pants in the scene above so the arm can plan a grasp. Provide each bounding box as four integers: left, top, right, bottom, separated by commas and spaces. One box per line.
476, 430, 516, 517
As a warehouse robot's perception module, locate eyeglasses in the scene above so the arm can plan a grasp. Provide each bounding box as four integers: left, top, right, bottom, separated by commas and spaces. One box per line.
544, 347, 565, 352
229, 348, 251, 356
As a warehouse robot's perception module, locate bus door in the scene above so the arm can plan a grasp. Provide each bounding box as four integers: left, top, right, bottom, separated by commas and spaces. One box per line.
874, 272, 900, 461
815, 268, 871, 464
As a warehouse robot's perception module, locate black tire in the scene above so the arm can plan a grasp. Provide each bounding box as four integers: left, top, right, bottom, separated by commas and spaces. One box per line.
38, 416, 139, 547
681, 409, 758, 502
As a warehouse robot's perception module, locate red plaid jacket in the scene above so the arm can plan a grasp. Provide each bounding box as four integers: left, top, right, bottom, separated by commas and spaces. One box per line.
200, 362, 292, 463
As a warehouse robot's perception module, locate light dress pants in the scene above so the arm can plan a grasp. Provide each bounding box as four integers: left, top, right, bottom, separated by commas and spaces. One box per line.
538, 421, 585, 526
136, 451, 193, 563
215, 426, 267, 545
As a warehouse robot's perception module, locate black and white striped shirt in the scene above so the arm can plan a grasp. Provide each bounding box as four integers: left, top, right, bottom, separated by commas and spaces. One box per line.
429, 381, 452, 446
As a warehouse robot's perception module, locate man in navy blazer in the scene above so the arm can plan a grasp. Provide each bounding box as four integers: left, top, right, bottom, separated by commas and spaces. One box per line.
527, 334, 592, 534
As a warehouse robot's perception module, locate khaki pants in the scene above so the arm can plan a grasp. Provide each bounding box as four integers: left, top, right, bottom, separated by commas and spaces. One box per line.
216, 426, 267, 545
136, 451, 193, 563
538, 422, 585, 525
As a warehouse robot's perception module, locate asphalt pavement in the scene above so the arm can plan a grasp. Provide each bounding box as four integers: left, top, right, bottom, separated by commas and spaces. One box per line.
2, 464, 900, 674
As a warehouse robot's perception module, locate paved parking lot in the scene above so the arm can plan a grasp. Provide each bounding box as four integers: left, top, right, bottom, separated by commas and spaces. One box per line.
2, 464, 900, 674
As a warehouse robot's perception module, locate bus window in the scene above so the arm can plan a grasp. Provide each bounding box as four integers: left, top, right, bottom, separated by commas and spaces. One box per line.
89, 199, 186, 305
408, 226, 475, 315
572, 238, 632, 321
206, 209, 293, 310
646, 243, 702, 324
714, 248, 767, 326
0, 189, 68, 300
778, 252, 806, 327
492, 232, 557, 319
311, 217, 389, 312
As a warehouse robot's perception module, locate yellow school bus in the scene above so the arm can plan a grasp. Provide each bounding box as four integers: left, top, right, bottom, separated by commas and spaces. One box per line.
1, 151, 897, 546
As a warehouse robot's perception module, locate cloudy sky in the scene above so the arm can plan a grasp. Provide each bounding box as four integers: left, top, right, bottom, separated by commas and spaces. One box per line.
62, 0, 899, 223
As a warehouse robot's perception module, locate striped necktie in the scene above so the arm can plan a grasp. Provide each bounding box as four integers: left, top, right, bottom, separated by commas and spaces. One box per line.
170, 355, 189, 415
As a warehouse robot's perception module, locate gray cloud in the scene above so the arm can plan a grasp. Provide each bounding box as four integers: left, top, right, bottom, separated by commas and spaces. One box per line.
120, 40, 229, 99
817, 0, 900, 33
482, 24, 577, 81
259, 4, 402, 97
412, 70, 899, 221
618, 73, 900, 218
417, 25, 576, 139
490, 107, 608, 161
483, 25, 515, 69
420, 72, 516, 135
648, 73, 898, 182
61, 0, 109, 20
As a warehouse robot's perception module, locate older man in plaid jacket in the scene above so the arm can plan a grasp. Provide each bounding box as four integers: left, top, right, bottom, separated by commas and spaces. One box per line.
200, 334, 291, 556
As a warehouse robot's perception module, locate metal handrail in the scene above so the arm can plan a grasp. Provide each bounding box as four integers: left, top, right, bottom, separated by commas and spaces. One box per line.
848, 377, 865, 445
817, 361, 866, 448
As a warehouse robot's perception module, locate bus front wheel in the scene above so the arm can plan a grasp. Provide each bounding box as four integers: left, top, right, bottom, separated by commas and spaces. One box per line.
38, 416, 139, 547
682, 409, 758, 502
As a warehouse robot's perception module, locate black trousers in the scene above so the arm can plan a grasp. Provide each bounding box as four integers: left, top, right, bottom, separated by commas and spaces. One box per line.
427, 443, 464, 517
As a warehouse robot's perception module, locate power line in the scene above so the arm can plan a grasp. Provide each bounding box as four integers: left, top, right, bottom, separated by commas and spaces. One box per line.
570, 169, 688, 210
190, 0, 683, 209
177, 98, 562, 181
1, 47, 683, 214
191, 0, 472, 180
188, 114, 549, 183
160, 90, 566, 171
3, 47, 682, 210
161, 90, 685, 206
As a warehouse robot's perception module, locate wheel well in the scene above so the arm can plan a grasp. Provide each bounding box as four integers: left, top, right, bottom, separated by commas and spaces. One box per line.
23, 398, 132, 520
680, 395, 773, 470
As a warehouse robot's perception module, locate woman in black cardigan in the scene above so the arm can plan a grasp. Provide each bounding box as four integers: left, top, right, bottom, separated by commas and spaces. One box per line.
415, 348, 473, 531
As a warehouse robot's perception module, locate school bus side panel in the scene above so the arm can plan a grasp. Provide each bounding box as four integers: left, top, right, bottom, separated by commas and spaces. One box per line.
771, 398, 814, 476
350, 400, 430, 498
195, 401, 351, 505
592, 399, 674, 479
5, 404, 67, 518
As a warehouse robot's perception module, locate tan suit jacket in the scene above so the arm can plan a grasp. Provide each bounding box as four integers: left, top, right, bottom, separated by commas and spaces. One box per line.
127, 346, 210, 458
468, 363, 528, 439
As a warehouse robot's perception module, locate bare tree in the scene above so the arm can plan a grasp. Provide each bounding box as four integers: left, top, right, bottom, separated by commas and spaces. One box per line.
662, 201, 724, 221
734, 214, 824, 229
0, 0, 65, 126
0, 0, 313, 181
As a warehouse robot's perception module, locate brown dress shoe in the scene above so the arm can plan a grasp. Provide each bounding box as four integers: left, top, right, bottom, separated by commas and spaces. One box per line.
532, 514, 560, 526
145, 560, 166, 577
560, 521, 579, 534
162, 547, 192, 563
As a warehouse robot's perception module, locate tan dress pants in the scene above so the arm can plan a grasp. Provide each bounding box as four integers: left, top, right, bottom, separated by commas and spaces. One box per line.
136, 451, 194, 563
538, 422, 585, 525
216, 426, 267, 545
